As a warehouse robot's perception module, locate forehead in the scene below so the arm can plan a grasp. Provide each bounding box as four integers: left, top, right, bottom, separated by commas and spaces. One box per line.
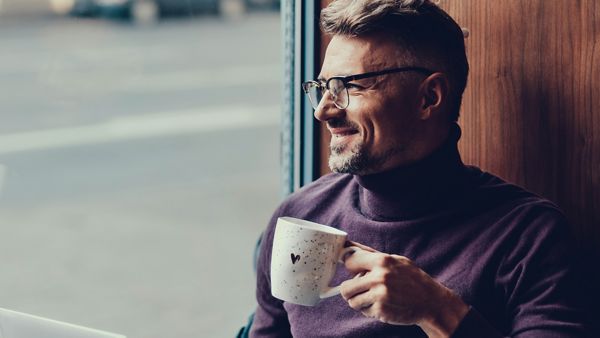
320, 34, 405, 78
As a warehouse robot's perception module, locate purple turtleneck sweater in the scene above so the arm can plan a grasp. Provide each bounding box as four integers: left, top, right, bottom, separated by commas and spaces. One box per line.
250, 126, 589, 337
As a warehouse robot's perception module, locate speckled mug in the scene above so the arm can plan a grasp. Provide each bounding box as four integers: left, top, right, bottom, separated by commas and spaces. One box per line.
270, 217, 356, 306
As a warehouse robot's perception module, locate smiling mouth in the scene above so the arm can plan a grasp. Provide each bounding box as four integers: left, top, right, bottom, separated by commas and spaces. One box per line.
329, 128, 359, 137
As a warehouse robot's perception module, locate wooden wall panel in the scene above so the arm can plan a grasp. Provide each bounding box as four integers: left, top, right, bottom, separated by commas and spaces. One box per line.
316, 0, 600, 259
438, 0, 600, 257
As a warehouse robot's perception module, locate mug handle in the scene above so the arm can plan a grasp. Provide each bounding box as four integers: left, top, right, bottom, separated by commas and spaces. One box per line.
319, 246, 362, 299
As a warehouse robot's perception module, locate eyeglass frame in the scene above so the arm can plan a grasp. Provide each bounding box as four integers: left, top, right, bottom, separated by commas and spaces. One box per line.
301, 66, 436, 110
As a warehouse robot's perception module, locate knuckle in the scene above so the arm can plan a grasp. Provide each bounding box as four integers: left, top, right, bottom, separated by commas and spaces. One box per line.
371, 301, 383, 316
380, 269, 394, 284
382, 255, 396, 266
391, 254, 412, 265
374, 284, 389, 301
371, 267, 393, 286
374, 253, 393, 266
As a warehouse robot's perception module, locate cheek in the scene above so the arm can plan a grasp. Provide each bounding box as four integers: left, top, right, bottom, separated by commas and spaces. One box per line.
347, 91, 418, 144
367, 100, 419, 148
365, 99, 401, 137
346, 98, 379, 140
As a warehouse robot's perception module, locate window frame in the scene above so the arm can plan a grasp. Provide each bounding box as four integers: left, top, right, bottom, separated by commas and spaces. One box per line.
282, 0, 321, 195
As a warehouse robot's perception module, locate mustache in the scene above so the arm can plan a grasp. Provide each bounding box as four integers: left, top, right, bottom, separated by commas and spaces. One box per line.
326, 118, 359, 130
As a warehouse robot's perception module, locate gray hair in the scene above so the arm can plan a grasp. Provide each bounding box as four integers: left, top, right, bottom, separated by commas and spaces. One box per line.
321, 0, 469, 121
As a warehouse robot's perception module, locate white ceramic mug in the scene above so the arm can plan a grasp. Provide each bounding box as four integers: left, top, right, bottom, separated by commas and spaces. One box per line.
270, 217, 357, 306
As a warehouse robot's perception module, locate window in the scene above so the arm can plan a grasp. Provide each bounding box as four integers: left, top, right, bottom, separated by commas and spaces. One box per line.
0, 1, 281, 337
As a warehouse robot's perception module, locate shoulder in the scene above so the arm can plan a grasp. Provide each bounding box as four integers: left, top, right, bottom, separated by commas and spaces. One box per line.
459, 165, 574, 255
465, 165, 565, 218
463, 166, 573, 256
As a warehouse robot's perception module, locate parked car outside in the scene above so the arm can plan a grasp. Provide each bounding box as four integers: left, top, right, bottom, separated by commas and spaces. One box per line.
49, 0, 99, 16
70, 0, 99, 15
94, 0, 238, 23
50, 0, 277, 21
245, 0, 279, 11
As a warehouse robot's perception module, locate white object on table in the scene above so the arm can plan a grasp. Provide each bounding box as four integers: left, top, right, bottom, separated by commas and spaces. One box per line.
0, 308, 125, 338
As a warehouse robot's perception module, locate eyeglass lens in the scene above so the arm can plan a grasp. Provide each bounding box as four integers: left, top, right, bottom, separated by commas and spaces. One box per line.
304, 79, 349, 110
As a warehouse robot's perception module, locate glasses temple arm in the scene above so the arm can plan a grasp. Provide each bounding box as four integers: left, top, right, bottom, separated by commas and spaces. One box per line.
344, 67, 435, 82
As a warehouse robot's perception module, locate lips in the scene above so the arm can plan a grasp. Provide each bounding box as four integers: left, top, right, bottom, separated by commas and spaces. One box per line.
326, 119, 360, 145
329, 127, 359, 137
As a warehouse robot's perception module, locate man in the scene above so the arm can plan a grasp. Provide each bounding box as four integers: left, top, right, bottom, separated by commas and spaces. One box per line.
250, 0, 589, 337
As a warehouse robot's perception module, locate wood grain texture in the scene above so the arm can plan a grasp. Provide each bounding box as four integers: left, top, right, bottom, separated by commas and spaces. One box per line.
315, 1, 599, 258
438, 0, 600, 257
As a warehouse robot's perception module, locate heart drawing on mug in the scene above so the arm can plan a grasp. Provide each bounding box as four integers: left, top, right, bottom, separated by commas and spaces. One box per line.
291, 253, 301, 264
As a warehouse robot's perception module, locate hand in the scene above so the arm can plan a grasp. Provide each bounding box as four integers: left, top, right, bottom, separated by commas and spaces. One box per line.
340, 241, 469, 338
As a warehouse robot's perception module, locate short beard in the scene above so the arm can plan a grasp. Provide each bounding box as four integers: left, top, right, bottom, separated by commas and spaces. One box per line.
329, 141, 393, 176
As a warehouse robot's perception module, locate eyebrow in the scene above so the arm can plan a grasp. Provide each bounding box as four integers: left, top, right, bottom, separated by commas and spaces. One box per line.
316, 73, 355, 82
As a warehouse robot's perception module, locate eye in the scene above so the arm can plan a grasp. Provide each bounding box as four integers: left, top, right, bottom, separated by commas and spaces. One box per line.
345, 82, 365, 91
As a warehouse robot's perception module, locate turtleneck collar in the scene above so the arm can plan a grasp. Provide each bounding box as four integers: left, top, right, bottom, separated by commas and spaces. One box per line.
354, 123, 468, 221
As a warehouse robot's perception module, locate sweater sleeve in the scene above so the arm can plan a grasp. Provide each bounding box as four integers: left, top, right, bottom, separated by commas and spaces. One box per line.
249, 206, 293, 338
451, 307, 503, 338
453, 206, 590, 338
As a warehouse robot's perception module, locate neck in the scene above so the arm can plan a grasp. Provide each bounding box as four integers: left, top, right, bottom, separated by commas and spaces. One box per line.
381, 123, 451, 173
354, 123, 468, 221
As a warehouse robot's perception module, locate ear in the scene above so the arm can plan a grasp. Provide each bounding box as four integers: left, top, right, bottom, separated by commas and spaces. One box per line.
417, 73, 449, 120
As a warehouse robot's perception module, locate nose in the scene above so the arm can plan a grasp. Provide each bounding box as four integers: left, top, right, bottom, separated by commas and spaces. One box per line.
313, 91, 345, 122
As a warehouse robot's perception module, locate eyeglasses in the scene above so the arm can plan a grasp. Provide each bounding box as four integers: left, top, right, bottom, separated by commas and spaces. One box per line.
301, 66, 435, 110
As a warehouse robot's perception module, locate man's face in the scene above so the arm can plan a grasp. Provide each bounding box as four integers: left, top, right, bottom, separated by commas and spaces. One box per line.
316, 34, 429, 175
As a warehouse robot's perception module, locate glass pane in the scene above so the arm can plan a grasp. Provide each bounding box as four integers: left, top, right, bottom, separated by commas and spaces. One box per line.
304, 82, 321, 110
0, 1, 281, 337
328, 78, 347, 108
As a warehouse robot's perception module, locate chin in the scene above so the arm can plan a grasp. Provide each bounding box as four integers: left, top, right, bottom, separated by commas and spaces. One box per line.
328, 143, 394, 175
328, 148, 371, 175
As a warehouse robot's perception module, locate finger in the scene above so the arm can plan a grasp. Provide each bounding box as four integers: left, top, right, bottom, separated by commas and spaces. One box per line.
360, 303, 379, 320
340, 272, 371, 300
344, 248, 387, 273
345, 240, 378, 253
346, 289, 376, 312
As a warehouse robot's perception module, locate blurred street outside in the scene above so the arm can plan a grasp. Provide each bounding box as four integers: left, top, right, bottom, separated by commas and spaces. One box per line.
0, 2, 281, 337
